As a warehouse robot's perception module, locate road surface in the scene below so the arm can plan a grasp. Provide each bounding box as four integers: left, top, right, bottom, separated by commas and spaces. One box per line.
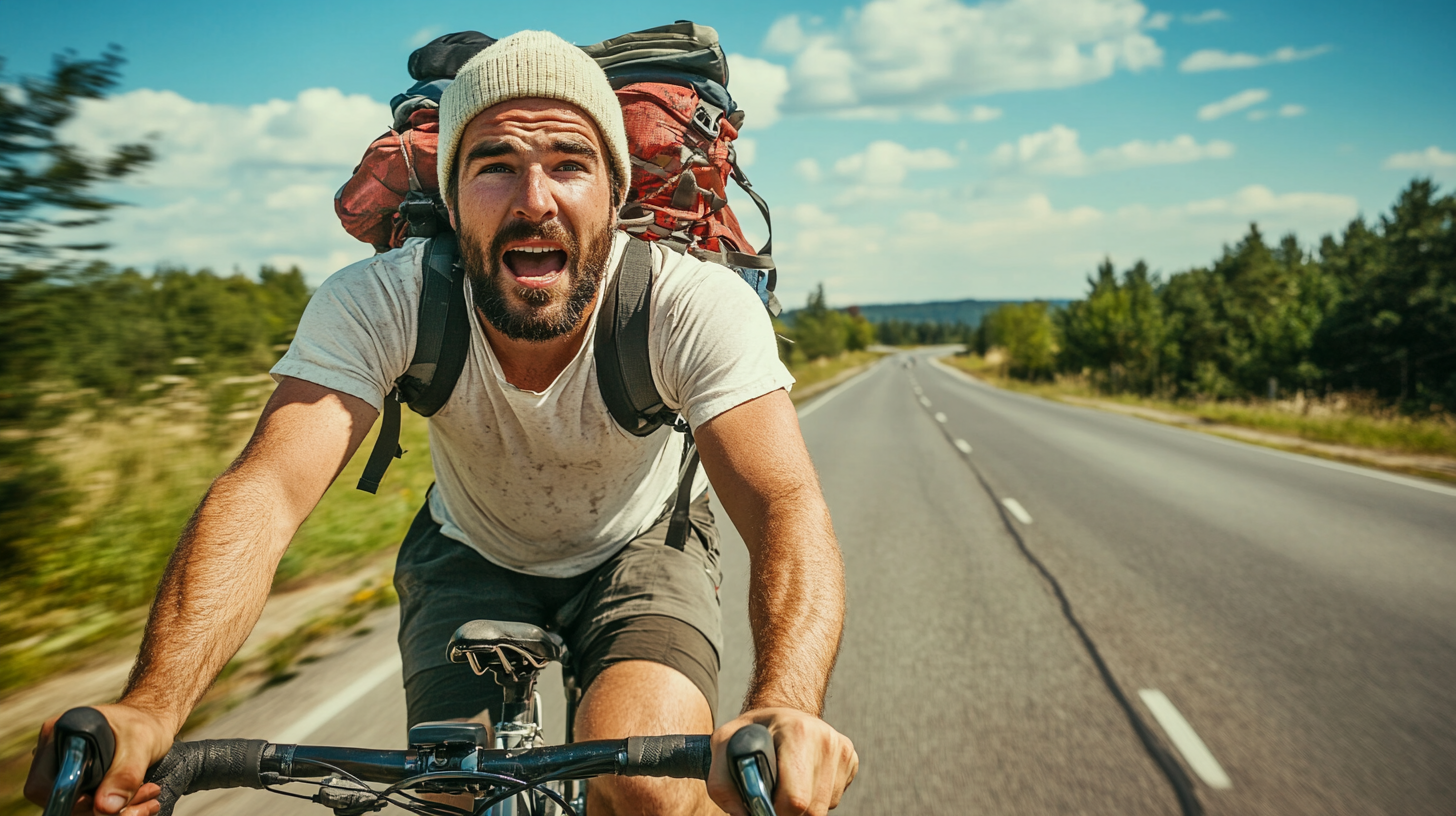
177, 348, 1456, 815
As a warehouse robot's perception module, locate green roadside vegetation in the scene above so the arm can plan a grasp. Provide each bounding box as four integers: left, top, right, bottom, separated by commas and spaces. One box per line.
941, 354, 1456, 462
950, 180, 1456, 467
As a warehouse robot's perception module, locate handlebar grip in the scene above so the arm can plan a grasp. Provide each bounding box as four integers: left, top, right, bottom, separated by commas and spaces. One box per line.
727, 724, 778, 816
54, 707, 116, 791
144, 739, 268, 816
620, 735, 712, 779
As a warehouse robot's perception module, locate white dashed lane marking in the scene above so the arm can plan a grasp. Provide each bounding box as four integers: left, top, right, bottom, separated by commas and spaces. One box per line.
1001, 498, 1033, 524
954, 439, 972, 454
1139, 689, 1233, 790
934, 412, 948, 423
918, 396, 932, 408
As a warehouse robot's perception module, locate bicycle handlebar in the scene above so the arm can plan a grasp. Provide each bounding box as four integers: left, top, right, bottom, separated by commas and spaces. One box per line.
46, 708, 774, 816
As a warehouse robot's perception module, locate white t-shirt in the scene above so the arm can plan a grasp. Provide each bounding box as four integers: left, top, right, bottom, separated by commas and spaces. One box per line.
271, 233, 793, 577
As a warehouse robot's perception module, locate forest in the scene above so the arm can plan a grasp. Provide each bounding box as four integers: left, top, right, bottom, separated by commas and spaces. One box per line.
973, 179, 1455, 413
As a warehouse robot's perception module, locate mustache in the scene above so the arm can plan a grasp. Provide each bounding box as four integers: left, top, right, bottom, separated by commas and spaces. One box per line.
488, 218, 577, 259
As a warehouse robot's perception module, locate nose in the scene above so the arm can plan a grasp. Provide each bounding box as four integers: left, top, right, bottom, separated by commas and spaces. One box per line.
511, 164, 558, 224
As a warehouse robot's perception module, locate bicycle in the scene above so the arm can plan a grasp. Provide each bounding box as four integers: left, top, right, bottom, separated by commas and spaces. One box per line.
41, 618, 780, 816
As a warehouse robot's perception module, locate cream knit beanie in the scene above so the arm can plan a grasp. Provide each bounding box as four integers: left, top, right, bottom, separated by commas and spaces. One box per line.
437, 30, 630, 206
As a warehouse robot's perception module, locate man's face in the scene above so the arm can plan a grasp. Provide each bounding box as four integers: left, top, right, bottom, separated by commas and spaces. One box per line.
449, 98, 617, 342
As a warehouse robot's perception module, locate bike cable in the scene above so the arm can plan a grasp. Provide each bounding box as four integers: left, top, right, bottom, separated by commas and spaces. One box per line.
910, 367, 1204, 816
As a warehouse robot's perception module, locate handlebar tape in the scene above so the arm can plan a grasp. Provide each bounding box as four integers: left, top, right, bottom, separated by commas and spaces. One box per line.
619, 735, 712, 779
144, 739, 267, 816
54, 708, 117, 791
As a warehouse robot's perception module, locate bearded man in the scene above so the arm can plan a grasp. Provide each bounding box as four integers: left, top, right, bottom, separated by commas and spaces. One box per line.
27, 30, 856, 816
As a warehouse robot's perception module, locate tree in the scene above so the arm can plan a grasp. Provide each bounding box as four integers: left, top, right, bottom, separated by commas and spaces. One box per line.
1, 46, 153, 270
1056, 258, 1173, 394
982, 301, 1057, 379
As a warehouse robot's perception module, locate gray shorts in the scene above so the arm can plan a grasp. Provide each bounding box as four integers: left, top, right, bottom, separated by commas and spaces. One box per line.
394, 494, 723, 727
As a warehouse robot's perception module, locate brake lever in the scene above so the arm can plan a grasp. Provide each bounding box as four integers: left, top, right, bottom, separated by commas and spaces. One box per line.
45, 708, 116, 816
726, 724, 777, 816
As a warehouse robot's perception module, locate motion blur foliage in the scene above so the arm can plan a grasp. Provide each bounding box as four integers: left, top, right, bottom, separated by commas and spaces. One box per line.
978, 301, 1058, 379
1050, 180, 1453, 412
876, 318, 975, 347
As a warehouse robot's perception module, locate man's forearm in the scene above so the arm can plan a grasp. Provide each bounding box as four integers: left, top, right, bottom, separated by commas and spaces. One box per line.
743, 487, 845, 715
121, 466, 296, 734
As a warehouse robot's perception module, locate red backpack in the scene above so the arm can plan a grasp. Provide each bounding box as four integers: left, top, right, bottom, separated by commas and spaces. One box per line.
343, 23, 777, 548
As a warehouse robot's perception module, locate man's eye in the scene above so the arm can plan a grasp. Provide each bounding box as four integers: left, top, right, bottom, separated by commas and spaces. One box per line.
481, 163, 513, 174
558, 162, 584, 173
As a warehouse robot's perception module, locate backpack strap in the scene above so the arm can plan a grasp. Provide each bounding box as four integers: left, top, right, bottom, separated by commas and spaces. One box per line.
357, 234, 466, 493
594, 236, 700, 550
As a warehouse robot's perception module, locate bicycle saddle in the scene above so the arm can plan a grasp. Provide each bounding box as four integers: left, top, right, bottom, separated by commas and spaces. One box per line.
447, 620, 566, 682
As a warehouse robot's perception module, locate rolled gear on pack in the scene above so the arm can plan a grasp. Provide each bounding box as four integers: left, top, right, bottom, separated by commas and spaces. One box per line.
337, 24, 780, 544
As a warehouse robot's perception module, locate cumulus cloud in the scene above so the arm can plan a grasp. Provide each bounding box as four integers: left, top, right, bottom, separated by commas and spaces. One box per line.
796, 158, 824, 183
727, 53, 790, 130
1180, 44, 1331, 72
1383, 146, 1456, 170
1145, 12, 1171, 30
1182, 9, 1228, 23
834, 140, 957, 186
770, 0, 1162, 114
735, 137, 758, 168
408, 27, 443, 48
991, 125, 1233, 175
1278, 104, 1306, 118
773, 184, 1358, 303
58, 87, 389, 281
1197, 88, 1269, 120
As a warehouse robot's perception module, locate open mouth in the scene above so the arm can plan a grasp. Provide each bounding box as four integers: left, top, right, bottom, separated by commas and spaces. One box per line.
502, 244, 569, 289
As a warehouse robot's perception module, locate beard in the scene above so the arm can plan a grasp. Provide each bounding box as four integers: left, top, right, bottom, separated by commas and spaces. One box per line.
460, 217, 614, 342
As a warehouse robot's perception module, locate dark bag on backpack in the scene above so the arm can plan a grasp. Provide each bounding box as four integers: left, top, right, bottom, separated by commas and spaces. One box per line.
338, 24, 779, 548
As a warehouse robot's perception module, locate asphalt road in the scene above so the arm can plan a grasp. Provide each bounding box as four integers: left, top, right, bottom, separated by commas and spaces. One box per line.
177, 348, 1456, 816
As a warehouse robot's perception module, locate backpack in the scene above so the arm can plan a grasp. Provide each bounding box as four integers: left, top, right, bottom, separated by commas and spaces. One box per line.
338, 23, 777, 550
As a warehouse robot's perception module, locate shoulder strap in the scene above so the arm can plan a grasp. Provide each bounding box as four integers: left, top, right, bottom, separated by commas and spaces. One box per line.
357, 235, 466, 493
595, 237, 674, 436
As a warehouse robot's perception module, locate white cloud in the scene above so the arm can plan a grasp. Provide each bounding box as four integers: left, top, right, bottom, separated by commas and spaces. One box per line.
1383, 146, 1456, 170
727, 53, 790, 130
763, 15, 808, 54
1197, 88, 1269, 120
774, 0, 1163, 114
991, 125, 1233, 175
735, 137, 758, 168
1247, 110, 1269, 121
968, 104, 1004, 122
774, 184, 1358, 303
1180, 44, 1331, 72
58, 87, 389, 281
795, 158, 824, 183
1145, 12, 1171, 30
1182, 9, 1228, 23
834, 140, 957, 186
408, 27, 443, 48
1278, 104, 1306, 118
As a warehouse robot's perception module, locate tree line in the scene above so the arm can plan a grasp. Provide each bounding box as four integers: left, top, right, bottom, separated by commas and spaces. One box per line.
976, 179, 1455, 412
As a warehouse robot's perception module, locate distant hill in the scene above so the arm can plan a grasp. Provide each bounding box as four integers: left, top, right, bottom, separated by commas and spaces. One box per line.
785, 298, 1072, 328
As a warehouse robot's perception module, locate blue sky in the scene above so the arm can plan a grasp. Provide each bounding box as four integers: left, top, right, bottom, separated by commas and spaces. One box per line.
3, 0, 1453, 305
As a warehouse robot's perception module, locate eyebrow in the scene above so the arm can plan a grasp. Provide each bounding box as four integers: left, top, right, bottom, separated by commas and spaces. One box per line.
551, 139, 598, 160
462, 140, 517, 165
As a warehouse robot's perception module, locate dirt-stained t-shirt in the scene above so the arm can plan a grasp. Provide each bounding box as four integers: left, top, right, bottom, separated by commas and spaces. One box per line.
271, 232, 793, 577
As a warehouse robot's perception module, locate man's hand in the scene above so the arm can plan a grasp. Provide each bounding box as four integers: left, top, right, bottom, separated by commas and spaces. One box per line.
707, 708, 858, 816
24, 704, 172, 816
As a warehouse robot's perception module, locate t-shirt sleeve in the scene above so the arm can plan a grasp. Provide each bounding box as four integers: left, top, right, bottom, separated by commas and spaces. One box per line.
650, 249, 795, 430
269, 246, 420, 410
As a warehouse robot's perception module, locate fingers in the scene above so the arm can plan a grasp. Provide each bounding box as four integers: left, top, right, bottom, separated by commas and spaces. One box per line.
22, 715, 61, 806
713, 709, 856, 816
707, 719, 752, 816
119, 784, 163, 816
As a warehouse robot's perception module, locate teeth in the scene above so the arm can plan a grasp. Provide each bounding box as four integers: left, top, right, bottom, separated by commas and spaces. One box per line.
510, 246, 558, 254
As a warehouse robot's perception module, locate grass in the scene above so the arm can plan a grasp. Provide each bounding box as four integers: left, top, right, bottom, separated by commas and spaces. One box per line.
940, 353, 1456, 459
0, 373, 435, 699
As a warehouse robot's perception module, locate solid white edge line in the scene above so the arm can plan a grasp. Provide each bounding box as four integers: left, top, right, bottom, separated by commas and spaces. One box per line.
797, 358, 882, 419
954, 439, 973, 454
1001, 498, 1033, 524
273, 654, 403, 744
1138, 689, 1233, 790
926, 356, 1456, 499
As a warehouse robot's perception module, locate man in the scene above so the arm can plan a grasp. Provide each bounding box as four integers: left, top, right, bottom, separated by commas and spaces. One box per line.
26, 30, 857, 816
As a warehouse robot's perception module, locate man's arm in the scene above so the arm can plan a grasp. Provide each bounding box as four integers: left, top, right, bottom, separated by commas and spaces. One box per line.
24, 377, 377, 816
695, 388, 858, 816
